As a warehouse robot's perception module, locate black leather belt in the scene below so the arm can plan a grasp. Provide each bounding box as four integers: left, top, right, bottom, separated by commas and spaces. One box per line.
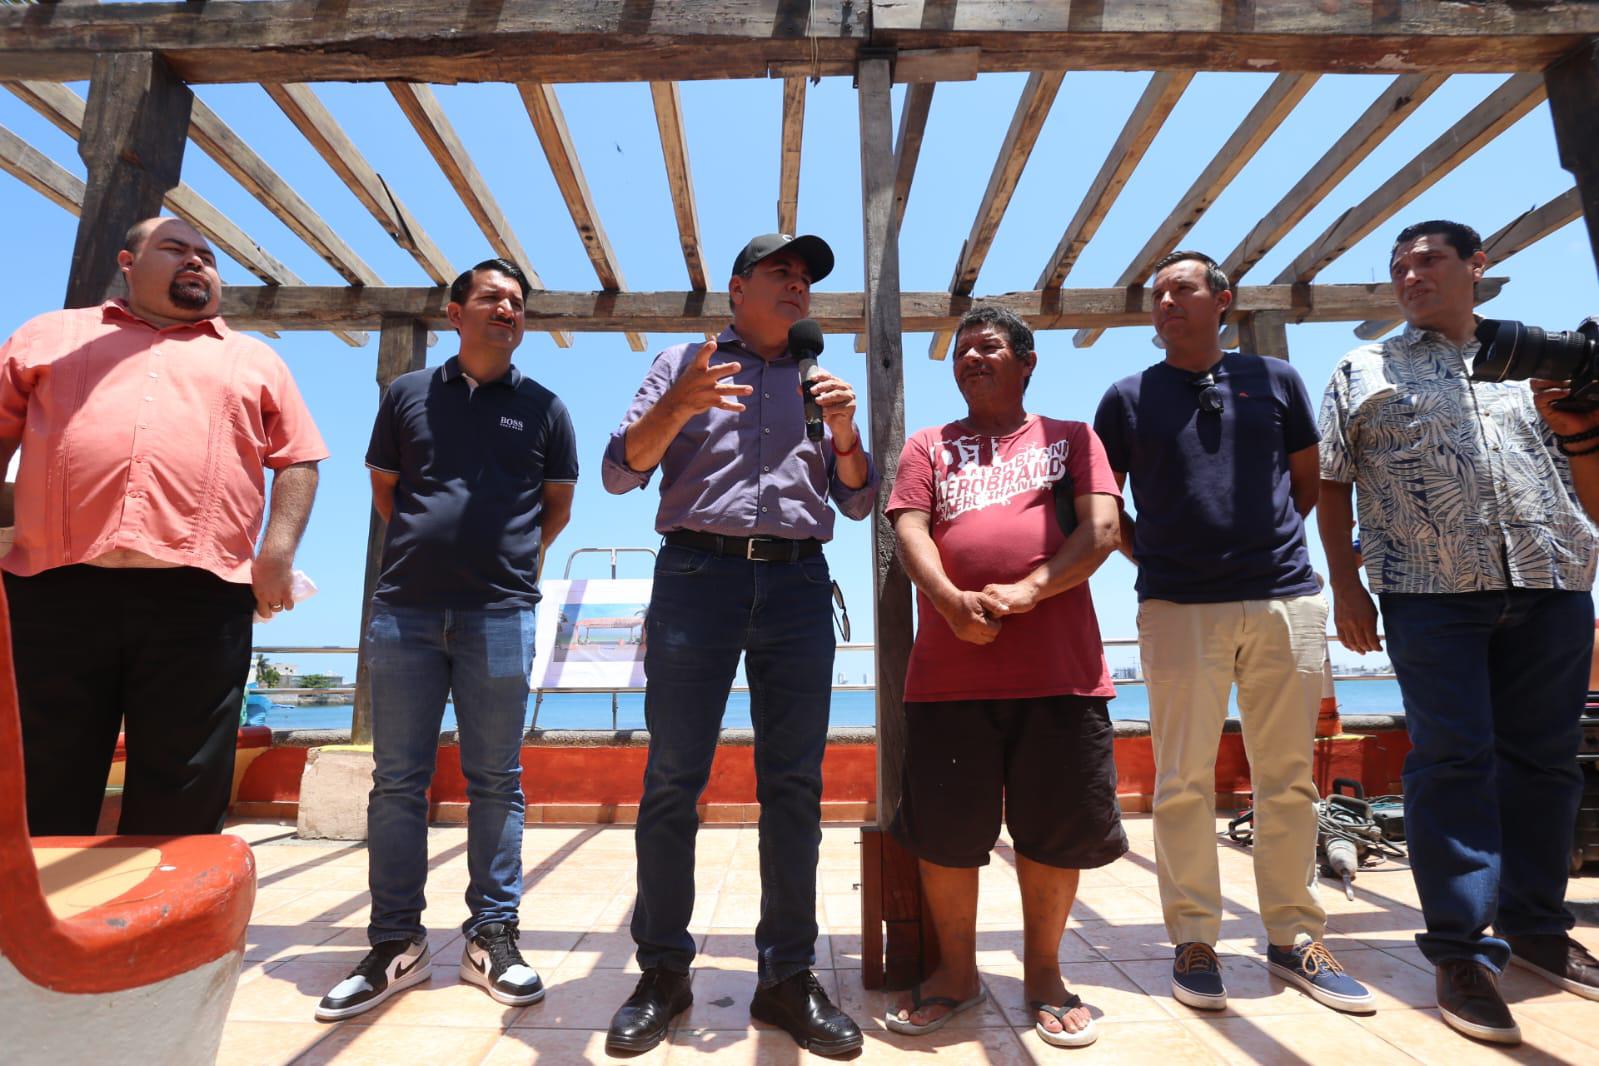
664, 530, 823, 562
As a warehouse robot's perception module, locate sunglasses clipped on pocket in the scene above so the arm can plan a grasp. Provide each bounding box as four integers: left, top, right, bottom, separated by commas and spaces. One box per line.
831, 580, 850, 643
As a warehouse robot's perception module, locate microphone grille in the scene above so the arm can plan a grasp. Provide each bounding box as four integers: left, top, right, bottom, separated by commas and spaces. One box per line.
788, 318, 825, 360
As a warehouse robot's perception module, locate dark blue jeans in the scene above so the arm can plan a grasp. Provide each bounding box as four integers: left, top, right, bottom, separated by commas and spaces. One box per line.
1380, 588, 1591, 971
632, 544, 835, 986
364, 603, 536, 944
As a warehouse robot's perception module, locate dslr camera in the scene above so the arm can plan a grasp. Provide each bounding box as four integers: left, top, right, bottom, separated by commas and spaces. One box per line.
1470, 317, 1599, 411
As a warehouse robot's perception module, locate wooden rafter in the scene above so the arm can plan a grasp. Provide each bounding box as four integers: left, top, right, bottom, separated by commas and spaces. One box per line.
1035, 70, 1193, 292
926, 70, 1064, 361
1353, 188, 1581, 340
778, 76, 805, 236
0, 121, 82, 214
3, 80, 361, 345
1274, 73, 1546, 284
262, 82, 453, 285
1072, 72, 1317, 349
856, 80, 936, 354
1222, 73, 1448, 283
5, 2, 1597, 84
516, 81, 645, 352
214, 280, 1488, 334
387, 81, 572, 348
648, 82, 707, 292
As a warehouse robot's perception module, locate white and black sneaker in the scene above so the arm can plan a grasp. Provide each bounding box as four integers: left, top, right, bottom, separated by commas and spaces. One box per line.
460, 922, 545, 1006
315, 937, 431, 1021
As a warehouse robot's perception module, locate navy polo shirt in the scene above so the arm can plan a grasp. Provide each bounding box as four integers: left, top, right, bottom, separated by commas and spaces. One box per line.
1093, 353, 1321, 604
366, 356, 579, 609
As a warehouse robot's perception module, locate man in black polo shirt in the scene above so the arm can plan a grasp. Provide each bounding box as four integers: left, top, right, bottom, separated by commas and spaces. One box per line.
316, 258, 578, 1021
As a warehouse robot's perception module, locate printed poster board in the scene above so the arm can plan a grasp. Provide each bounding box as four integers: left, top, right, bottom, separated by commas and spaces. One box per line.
533, 578, 652, 690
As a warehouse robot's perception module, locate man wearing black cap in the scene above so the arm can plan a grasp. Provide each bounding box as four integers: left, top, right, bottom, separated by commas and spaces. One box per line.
600, 234, 875, 1055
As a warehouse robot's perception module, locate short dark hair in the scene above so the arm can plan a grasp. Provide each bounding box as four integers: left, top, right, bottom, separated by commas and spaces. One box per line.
123, 220, 150, 256
955, 305, 1036, 392
450, 258, 531, 304
1391, 220, 1482, 265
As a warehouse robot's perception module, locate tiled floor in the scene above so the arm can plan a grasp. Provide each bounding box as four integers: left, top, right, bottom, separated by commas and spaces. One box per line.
219, 815, 1599, 1064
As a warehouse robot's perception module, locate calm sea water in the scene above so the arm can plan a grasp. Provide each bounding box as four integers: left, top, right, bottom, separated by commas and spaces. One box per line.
264, 677, 1408, 733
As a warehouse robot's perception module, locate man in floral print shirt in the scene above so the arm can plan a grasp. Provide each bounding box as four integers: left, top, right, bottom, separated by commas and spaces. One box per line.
1319, 219, 1599, 1045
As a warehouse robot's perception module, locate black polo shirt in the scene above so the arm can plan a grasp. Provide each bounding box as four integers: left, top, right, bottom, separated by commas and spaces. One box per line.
366, 356, 579, 609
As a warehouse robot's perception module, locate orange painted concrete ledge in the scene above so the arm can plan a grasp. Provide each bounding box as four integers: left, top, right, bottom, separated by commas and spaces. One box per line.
232, 725, 1413, 824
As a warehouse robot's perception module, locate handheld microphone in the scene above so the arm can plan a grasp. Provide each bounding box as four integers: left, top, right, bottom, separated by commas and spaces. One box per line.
788, 318, 826, 442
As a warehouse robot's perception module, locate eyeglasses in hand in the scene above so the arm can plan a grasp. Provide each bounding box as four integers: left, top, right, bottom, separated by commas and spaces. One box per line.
1191, 370, 1224, 413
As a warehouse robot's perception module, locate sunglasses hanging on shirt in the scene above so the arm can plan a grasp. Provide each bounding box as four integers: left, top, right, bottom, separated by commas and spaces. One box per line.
1191, 370, 1224, 413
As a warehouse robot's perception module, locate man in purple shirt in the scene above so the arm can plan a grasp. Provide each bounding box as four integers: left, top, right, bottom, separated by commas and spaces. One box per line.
600, 233, 875, 1056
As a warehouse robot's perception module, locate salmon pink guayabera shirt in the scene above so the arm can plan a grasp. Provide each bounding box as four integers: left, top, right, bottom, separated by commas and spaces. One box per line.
0, 301, 329, 584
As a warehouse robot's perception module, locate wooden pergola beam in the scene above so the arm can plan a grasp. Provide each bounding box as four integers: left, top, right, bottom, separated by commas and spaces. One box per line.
1072, 72, 1317, 349
5, 2, 1598, 83
1274, 73, 1547, 284
925, 70, 1064, 361
1222, 73, 1448, 283
1546, 38, 1599, 282
0, 121, 83, 214
517, 81, 645, 352
5, 80, 361, 346
1035, 71, 1193, 291
778, 75, 805, 236
648, 82, 708, 292
215, 280, 1487, 334
387, 81, 572, 348
263, 82, 453, 285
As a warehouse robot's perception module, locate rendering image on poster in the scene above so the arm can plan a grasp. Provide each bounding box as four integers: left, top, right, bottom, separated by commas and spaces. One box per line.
534, 578, 652, 690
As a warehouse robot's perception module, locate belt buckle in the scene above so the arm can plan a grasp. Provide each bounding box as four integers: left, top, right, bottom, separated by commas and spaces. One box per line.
745, 538, 762, 561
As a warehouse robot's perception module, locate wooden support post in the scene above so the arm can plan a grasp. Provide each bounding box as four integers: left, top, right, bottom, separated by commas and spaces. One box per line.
858, 53, 923, 991
1238, 311, 1290, 360
350, 316, 427, 745
66, 52, 192, 309
1546, 38, 1599, 283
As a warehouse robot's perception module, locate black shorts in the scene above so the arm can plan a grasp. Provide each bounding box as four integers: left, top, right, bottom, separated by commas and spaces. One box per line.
889, 695, 1128, 870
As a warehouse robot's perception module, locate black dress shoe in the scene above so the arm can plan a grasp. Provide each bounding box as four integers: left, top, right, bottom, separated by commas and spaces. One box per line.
606, 967, 693, 1054
1436, 959, 1520, 1045
750, 970, 864, 1056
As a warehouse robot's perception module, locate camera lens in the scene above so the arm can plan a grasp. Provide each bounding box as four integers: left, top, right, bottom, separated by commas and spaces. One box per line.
1472, 318, 1597, 384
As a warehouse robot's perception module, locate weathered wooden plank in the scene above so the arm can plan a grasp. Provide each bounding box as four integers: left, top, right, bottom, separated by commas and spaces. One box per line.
3, 1, 1596, 83
517, 81, 645, 351
263, 82, 453, 284
649, 82, 707, 292
777, 75, 805, 236
0, 121, 82, 214
1238, 311, 1290, 360
67, 52, 192, 309
1074, 72, 1316, 349
388, 81, 571, 348
1275, 73, 1546, 284
6, 80, 363, 346
856, 81, 935, 355
1222, 73, 1447, 283
351, 315, 427, 745
926, 70, 1064, 361
217, 281, 1492, 334
1035, 70, 1192, 292
1546, 39, 1599, 284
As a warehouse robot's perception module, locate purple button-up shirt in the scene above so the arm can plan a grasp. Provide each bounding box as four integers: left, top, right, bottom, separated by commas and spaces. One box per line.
601, 327, 878, 541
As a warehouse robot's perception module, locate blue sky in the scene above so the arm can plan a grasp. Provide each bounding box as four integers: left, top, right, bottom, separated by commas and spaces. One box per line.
2, 70, 1595, 682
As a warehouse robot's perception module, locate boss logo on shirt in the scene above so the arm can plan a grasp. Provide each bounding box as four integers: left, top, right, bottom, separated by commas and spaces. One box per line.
499, 416, 525, 432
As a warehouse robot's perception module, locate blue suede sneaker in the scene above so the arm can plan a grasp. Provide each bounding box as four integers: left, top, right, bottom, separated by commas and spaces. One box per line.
1267, 935, 1375, 1013
1172, 942, 1227, 1010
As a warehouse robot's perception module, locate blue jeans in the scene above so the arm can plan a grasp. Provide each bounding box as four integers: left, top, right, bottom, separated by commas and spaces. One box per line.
364, 602, 536, 944
1380, 588, 1591, 971
632, 544, 835, 986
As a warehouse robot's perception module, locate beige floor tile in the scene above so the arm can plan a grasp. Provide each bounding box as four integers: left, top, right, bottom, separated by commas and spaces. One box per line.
486, 1026, 671, 1064
680, 967, 813, 1031
296, 1022, 502, 1065
1353, 1005, 1598, 1064
227, 960, 363, 1024
258, 888, 374, 927
214, 1020, 332, 1066
1074, 918, 1178, 961
695, 931, 830, 974
1071, 885, 1167, 922
1015, 1017, 1220, 1065
986, 960, 1175, 1025
969, 924, 1102, 967
848, 1026, 1030, 1063
249, 886, 315, 919
830, 932, 862, 970
514, 963, 662, 1030
1182, 1010, 1416, 1064
244, 922, 344, 964
257, 863, 374, 894
1515, 1000, 1599, 1049
666, 1024, 850, 1063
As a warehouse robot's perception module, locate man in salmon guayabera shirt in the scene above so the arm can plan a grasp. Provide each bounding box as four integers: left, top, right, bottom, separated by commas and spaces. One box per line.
884, 305, 1126, 1049
0, 216, 327, 836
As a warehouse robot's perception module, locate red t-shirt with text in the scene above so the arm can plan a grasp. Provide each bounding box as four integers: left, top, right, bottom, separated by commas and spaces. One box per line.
887, 416, 1120, 702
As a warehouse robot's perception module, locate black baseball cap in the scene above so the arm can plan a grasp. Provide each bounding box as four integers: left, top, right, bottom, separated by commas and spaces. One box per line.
731, 233, 834, 284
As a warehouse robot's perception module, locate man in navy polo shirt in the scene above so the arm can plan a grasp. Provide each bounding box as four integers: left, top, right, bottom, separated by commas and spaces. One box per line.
316, 258, 578, 1022
1093, 250, 1374, 1017
599, 234, 875, 1056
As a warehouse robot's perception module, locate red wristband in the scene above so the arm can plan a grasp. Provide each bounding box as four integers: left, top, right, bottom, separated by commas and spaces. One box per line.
832, 430, 861, 458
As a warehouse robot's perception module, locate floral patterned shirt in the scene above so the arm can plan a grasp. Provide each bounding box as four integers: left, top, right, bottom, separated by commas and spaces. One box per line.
1319, 323, 1595, 595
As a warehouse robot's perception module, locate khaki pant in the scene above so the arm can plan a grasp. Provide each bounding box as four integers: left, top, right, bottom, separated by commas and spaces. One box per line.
1137, 594, 1328, 947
